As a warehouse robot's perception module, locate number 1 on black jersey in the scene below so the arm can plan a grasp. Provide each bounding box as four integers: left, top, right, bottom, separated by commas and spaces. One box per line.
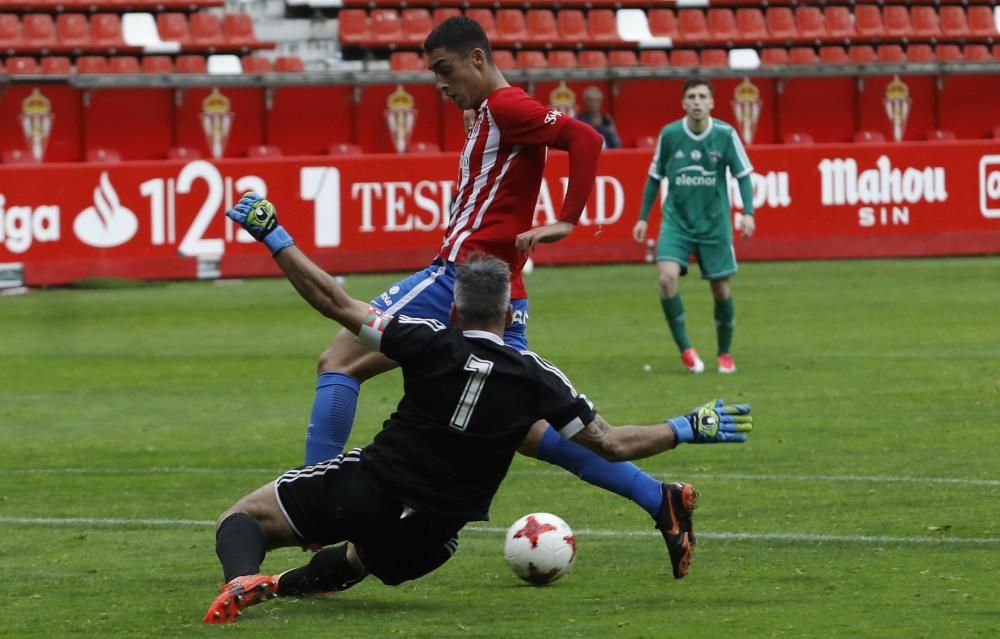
450, 355, 494, 431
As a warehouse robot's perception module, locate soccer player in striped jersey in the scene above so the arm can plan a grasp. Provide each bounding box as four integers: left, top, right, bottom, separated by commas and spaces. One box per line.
632, 77, 757, 375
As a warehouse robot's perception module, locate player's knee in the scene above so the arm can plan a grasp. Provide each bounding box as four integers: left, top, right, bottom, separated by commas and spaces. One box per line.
658, 275, 678, 297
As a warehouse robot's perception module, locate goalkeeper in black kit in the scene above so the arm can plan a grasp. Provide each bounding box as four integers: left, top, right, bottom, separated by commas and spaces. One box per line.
202, 193, 754, 624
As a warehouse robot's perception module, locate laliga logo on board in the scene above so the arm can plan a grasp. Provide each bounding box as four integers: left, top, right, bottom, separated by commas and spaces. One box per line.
385, 85, 416, 154
883, 75, 911, 143
731, 78, 762, 145
200, 89, 234, 160
20, 88, 54, 162
549, 82, 577, 117
73, 172, 138, 248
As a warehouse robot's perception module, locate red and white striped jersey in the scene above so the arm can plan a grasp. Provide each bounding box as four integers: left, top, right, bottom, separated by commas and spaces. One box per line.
437, 87, 568, 299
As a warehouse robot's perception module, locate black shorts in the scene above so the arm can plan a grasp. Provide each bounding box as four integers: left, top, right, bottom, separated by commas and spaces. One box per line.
274, 448, 463, 586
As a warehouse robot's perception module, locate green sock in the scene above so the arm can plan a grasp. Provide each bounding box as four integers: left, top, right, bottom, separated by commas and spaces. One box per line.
714, 295, 735, 356
660, 295, 692, 351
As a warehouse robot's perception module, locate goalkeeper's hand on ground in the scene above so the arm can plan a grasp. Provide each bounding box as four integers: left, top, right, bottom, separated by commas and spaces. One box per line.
225, 191, 295, 256
668, 399, 753, 444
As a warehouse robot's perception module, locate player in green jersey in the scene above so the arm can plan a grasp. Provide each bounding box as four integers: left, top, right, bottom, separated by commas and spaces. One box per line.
632, 77, 756, 374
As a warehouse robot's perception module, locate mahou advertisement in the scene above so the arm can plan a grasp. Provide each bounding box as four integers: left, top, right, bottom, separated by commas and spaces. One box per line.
1, 143, 999, 287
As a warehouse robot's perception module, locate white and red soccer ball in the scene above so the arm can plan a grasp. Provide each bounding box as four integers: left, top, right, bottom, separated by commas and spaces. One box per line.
503, 513, 576, 585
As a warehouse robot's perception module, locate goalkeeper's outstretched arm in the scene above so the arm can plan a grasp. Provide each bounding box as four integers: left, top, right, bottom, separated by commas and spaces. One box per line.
272, 245, 370, 335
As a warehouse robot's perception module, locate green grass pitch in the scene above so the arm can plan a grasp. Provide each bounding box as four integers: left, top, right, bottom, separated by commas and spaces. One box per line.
2, 257, 998, 638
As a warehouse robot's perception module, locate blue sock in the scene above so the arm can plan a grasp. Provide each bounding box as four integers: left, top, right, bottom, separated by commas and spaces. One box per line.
536, 425, 664, 518
304, 372, 361, 465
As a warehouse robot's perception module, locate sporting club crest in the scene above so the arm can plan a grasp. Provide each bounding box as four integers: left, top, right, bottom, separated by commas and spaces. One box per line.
385, 85, 416, 153
200, 89, 234, 159
883, 75, 911, 142
731, 78, 762, 145
20, 88, 55, 162
549, 82, 577, 117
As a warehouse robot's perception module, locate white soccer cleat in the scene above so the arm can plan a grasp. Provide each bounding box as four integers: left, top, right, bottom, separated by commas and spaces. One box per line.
681, 348, 705, 374
717, 353, 737, 374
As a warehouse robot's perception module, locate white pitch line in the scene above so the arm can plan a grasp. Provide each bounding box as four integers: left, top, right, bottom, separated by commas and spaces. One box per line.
1, 516, 998, 546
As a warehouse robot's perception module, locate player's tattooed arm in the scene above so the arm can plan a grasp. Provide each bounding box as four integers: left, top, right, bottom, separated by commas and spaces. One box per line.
272, 245, 371, 333
569, 414, 678, 462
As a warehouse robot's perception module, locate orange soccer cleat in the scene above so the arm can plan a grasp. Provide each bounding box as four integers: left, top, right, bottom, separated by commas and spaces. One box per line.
203, 574, 278, 624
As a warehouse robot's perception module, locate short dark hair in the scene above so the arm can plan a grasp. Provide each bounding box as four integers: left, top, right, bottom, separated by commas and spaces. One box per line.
682, 76, 713, 96
454, 253, 510, 325
422, 16, 493, 64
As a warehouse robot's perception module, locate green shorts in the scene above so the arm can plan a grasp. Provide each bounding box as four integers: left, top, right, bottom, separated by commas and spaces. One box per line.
656, 224, 737, 281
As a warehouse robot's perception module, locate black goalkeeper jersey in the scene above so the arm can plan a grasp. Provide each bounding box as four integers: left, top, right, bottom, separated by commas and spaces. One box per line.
360, 315, 596, 522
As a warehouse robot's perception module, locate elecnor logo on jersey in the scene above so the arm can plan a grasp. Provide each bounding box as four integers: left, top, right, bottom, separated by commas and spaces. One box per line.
20, 88, 54, 162
731, 78, 762, 145
883, 76, 911, 143
200, 89, 234, 160
385, 85, 417, 154
819, 155, 947, 227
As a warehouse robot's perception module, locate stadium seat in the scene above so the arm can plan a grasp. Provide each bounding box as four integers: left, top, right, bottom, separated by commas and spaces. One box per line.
409, 142, 440, 153
23, 14, 58, 49
676, 9, 709, 43
246, 145, 282, 157
91, 14, 124, 49
609, 50, 638, 67
56, 14, 90, 49
735, 9, 768, 43
157, 13, 191, 45
939, 7, 970, 37
432, 8, 461, 26
390, 51, 423, 71
877, 44, 906, 63
222, 13, 258, 47
639, 49, 669, 66
547, 50, 577, 68
783, 133, 814, 145
760, 47, 790, 65
700, 49, 728, 67
492, 49, 515, 70
142, 55, 174, 73
0, 14, 19, 49
516, 50, 547, 69
789, 47, 819, 64
588, 9, 621, 43
707, 9, 738, 44
402, 9, 432, 45
86, 148, 121, 162
76, 56, 108, 73
327, 143, 363, 156
647, 10, 678, 39
497, 10, 528, 44
274, 56, 304, 72
849, 45, 877, 64
369, 9, 402, 45
635, 135, 656, 149
819, 46, 849, 64
855, 6, 885, 39
190, 13, 224, 47
962, 44, 990, 61
166, 146, 201, 159
241, 55, 272, 73
175, 54, 207, 73
526, 10, 558, 45
907, 44, 935, 62
670, 49, 699, 66
558, 10, 588, 43
911, 7, 940, 38
824, 7, 856, 39
766, 8, 798, 42
854, 130, 886, 143
578, 50, 608, 68
795, 7, 825, 41
123, 13, 180, 54
109, 56, 141, 73
967, 7, 998, 37
882, 7, 912, 38
926, 129, 956, 141
934, 45, 963, 62
41, 56, 72, 74
466, 10, 498, 41
206, 54, 243, 74
338, 9, 368, 46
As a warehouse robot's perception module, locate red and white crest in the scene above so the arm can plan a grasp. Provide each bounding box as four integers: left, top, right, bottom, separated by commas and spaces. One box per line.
731, 78, 762, 145
883, 75, 911, 143
385, 85, 416, 153
200, 89, 235, 159
20, 88, 55, 162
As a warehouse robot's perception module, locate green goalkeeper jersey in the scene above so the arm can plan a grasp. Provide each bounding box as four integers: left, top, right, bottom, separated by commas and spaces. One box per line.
648, 117, 753, 241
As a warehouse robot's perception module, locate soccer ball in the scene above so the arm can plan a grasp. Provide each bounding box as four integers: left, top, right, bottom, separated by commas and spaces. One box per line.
503, 513, 576, 586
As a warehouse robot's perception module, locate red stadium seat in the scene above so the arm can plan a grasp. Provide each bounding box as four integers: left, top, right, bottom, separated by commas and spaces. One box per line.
766, 8, 798, 42
855, 6, 884, 39
670, 49, 699, 66
824, 7, 856, 39
783, 133, 814, 145
849, 45, 877, 64
707, 9, 738, 44
409, 142, 440, 153
934, 45, 963, 62
432, 8, 461, 26
939, 7, 970, 37
789, 47, 819, 64
558, 10, 588, 43
676, 9, 709, 43
760, 47, 790, 66
327, 143, 363, 156
927, 129, 956, 141
108, 56, 140, 73
246, 145, 282, 157
223, 13, 258, 46
547, 50, 577, 68
41, 56, 72, 74
700, 49, 728, 67
91, 14, 124, 49
854, 130, 886, 143
175, 54, 207, 73
635, 135, 656, 149
369, 9, 402, 45
968, 7, 998, 37
609, 50, 638, 67
402, 9, 432, 45
23, 14, 58, 49
639, 49, 669, 67
241, 55, 272, 73
492, 49, 516, 70
819, 46, 849, 64
338, 9, 368, 46
465, 10, 498, 41
647, 10, 678, 39
142, 56, 174, 73
274, 56, 304, 72
877, 44, 906, 63
587, 9, 620, 42
962, 44, 990, 61
157, 13, 191, 45
735, 9, 768, 42
578, 50, 608, 68
526, 10, 558, 45
907, 44, 935, 62
794, 8, 825, 42
910, 7, 940, 38
497, 10, 528, 44
190, 13, 224, 46
390, 51, 423, 71
86, 148, 121, 162
76, 56, 108, 73
516, 50, 547, 69
0, 14, 20, 49
56, 14, 90, 49
167, 146, 202, 160
882, 7, 912, 38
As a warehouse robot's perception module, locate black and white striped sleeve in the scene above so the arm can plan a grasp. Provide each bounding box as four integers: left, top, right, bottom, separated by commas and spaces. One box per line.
522, 351, 596, 440
377, 314, 448, 364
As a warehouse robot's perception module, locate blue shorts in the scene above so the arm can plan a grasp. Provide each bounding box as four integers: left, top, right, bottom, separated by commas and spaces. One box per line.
369, 259, 529, 352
